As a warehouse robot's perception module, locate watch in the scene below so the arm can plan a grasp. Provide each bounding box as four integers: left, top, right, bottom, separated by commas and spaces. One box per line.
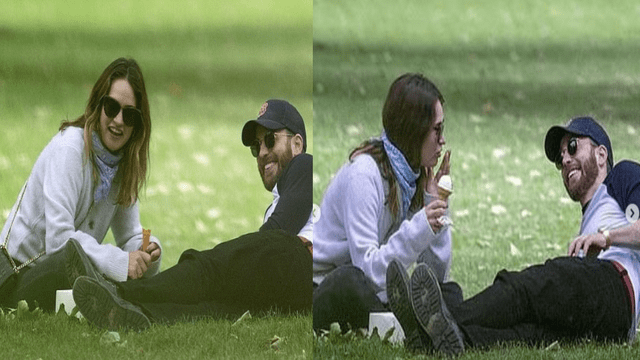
599, 228, 611, 248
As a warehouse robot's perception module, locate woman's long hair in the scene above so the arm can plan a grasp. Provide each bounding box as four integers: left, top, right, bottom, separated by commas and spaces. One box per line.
350, 73, 444, 219
60, 58, 151, 207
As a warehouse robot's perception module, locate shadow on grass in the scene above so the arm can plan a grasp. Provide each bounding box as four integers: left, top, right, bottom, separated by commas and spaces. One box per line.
314, 41, 640, 123
0, 26, 311, 100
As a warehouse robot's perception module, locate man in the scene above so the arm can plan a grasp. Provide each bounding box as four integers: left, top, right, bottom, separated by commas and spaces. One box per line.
71, 99, 313, 330
388, 116, 640, 356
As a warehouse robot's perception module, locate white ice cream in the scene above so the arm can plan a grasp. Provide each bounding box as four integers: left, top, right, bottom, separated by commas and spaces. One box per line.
438, 175, 453, 192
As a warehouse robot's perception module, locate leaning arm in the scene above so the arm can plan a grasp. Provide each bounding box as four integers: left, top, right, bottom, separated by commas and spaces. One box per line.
608, 220, 640, 248
568, 221, 640, 257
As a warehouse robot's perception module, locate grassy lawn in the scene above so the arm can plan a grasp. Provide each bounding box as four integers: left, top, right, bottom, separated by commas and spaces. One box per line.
313, 0, 640, 358
0, 1, 312, 359
1, 305, 311, 359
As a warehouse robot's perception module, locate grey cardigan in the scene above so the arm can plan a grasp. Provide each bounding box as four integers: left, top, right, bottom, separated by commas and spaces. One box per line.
313, 154, 452, 302
0, 127, 161, 281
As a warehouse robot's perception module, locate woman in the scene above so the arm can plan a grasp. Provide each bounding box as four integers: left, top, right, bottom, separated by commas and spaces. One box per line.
312, 73, 460, 332
0, 58, 162, 311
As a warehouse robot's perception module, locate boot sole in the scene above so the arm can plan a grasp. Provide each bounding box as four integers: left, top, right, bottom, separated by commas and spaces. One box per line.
411, 264, 464, 356
386, 259, 427, 350
73, 276, 150, 332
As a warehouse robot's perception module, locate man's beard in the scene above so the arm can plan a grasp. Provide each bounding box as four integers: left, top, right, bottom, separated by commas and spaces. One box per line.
259, 146, 294, 191
564, 150, 599, 202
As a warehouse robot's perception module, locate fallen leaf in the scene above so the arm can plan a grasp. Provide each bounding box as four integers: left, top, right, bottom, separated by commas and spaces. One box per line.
269, 336, 281, 351
329, 322, 341, 336
505, 176, 522, 187
477, 240, 492, 248
510, 243, 521, 256
545, 340, 560, 350
16, 300, 29, 318
231, 310, 251, 326
100, 331, 121, 345
491, 205, 507, 215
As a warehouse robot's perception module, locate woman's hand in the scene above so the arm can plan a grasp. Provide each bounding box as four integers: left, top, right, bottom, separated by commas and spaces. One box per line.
144, 241, 161, 262
425, 199, 448, 233
128, 250, 151, 279
426, 150, 451, 196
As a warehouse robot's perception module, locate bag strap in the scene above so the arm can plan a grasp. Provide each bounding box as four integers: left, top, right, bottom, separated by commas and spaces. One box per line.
1, 180, 45, 272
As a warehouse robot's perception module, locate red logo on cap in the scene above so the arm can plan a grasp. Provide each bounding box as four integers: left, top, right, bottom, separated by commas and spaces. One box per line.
258, 102, 268, 117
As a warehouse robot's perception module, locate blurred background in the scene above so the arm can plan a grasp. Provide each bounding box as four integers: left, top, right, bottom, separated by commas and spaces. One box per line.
0, 0, 312, 268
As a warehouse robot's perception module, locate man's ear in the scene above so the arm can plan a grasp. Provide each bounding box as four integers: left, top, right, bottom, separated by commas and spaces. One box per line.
291, 134, 304, 156
596, 145, 608, 168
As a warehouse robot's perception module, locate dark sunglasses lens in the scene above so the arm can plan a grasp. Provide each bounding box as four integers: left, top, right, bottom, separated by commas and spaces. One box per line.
103, 96, 121, 118
556, 138, 578, 170
122, 108, 142, 127
250, 132, 278, 157
250, 142, 260, 158
568, 138, 577, 156
265, 132, 276, 149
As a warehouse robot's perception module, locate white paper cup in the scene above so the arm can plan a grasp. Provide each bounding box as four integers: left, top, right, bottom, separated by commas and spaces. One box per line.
368, 312, 405, 343
55, 290, 82, 318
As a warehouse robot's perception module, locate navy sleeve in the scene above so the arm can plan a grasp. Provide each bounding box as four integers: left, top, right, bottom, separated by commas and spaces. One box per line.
259, 153, 312, 236
604, 160, 640, 213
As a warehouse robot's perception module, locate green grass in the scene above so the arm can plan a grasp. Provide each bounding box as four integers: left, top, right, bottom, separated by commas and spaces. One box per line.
0, 1, 311, 359
314, 0, 640, 358
315, 333, 640, 360
2, 306, 311, 360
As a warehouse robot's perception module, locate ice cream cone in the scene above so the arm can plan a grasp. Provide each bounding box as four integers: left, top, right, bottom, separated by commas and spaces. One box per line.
437, 187, 452, 201
437, 175, 453, 201
142, 229, 150, 251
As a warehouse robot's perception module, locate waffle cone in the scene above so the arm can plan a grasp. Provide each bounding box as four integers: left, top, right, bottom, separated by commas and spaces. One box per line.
438, 186, 452, 201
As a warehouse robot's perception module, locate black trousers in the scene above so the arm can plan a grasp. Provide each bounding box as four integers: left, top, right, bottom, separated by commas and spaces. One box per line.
312, 265, 463, 331
0, 248, 70, 312
118, 229, 312, 323
451, 257, 632, 348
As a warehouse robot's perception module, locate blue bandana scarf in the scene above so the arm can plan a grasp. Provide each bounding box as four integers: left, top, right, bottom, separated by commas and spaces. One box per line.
381, 131, 420, 217
92, 131, 123, 202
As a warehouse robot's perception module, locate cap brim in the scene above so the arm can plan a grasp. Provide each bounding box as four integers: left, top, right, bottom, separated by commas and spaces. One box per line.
241, 119, 285, 146
544, 126, 571, 163
544, 124, 593, 162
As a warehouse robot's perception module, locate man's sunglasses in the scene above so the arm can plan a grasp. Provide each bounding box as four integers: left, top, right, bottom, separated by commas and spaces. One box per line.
250, 131, 294, 158
555, 137, 578, 170
101, 95, 142, 128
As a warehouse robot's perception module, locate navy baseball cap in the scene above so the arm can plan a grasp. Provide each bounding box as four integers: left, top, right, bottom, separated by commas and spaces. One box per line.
544, 116, 613, 170
241, 99, 307, 152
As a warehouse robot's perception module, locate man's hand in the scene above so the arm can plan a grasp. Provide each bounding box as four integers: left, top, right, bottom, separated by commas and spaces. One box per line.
128, 250, 151, 279
426, 150, 451, 196
568, 233, 607, 257
144, 242, 161, 262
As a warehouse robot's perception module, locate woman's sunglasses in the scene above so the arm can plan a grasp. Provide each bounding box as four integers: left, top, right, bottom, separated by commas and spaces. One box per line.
101, 95, 142, 128
250, 131, 294, 158
555, 137, 578, 169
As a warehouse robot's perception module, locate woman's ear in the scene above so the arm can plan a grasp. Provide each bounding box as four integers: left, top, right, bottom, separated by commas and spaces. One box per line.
291, 134, 304, 156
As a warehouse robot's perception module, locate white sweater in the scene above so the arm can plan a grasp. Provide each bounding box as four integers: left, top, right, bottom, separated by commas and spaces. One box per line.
0, 127, 161, 282
313, 154, 452, 302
